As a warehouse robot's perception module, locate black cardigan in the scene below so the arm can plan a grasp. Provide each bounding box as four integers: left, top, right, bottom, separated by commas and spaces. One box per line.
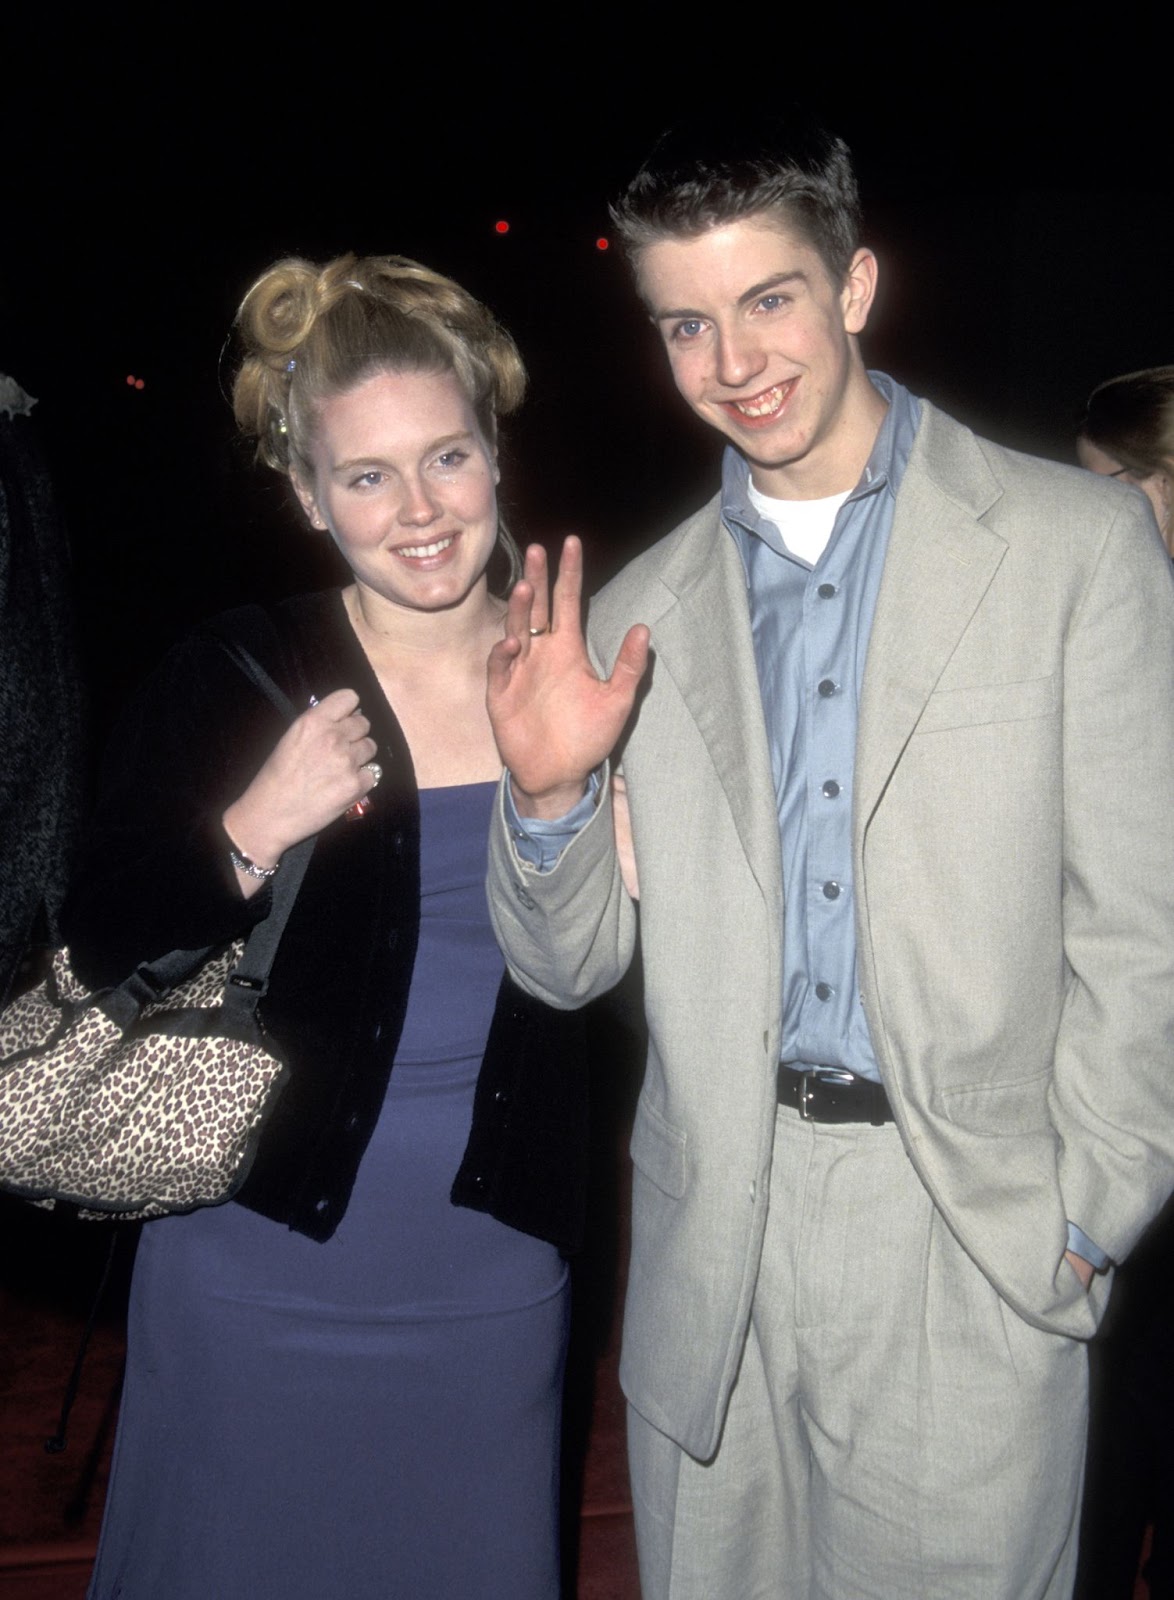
64, 592, 589, 1251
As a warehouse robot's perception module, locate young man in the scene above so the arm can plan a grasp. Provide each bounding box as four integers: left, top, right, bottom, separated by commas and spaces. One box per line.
486, 120, 1174, 1598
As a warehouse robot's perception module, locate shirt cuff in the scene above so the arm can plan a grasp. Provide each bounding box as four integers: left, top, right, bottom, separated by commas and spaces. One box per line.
504, 770, 603, 872
1066, 1221, 1109, 1272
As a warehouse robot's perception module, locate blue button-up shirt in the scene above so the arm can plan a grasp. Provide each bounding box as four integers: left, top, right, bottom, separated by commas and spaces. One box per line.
722, 372, 920, 1082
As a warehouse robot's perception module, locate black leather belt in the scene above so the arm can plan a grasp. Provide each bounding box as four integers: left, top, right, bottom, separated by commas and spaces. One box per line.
778, 1066, 893, 1125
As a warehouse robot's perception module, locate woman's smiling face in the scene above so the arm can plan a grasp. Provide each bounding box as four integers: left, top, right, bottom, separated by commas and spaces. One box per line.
293, 366, 500, 616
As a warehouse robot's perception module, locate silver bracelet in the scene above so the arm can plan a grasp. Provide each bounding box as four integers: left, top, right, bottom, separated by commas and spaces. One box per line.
229, 848, 278, 880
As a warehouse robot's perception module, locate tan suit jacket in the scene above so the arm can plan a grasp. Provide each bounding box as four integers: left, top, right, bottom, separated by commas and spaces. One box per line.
488, 402, 1174, 1462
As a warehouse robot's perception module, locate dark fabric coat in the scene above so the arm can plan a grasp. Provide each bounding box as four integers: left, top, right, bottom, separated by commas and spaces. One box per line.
64, 591, 589, 1250
0, 386, 82, 1004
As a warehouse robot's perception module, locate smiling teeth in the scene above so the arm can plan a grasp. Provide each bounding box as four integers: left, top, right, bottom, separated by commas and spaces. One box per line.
399, 536, 454, 558
734, 385, 786, 418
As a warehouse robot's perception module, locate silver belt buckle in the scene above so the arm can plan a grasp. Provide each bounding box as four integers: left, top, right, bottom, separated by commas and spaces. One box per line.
798, 1067, 854, 1120
799, 1070, 816, 1120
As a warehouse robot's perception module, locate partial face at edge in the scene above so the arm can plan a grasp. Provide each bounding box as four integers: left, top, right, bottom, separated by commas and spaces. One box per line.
635, 214, 881, 499
292, 367, 501, 616
1077, 436, 1173, 555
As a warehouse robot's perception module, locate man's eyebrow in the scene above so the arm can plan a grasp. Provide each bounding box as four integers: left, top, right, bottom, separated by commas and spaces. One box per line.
652, 270, 808, 323
736, 270, 807, 307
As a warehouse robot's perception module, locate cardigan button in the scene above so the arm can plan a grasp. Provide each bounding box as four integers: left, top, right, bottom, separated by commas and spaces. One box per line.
472, 1174, 486, 1190
494, 1089, 512, 1107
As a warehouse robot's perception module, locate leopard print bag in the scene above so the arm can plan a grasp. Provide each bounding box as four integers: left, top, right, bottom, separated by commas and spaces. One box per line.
0, 939, 291, 1218
0, 637, 311, 1220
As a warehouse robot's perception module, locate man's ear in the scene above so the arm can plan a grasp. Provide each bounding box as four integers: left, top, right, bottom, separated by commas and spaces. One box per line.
290, 469, 327, 531
841, 248, 879, 336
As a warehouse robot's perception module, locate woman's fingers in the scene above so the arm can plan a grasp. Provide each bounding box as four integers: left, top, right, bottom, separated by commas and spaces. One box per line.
523, 544, 550, 637
504, 578, 535, 655
550, 536, 583, 635
312, 687, 362, 719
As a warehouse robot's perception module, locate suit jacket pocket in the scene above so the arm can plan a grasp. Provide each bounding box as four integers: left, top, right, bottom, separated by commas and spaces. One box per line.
916, 674, 1056, 734
935, 1068, 1052, 1136
630, 1096, 688, 1199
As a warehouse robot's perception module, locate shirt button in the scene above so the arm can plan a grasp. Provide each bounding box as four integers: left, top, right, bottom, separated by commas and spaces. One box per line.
514, 881, 537, 910
817, 678, 838, 698
815, 982, 833, 1001
817, 582, 837, 599
822, 779, 841, 799
822, 881, 841, 900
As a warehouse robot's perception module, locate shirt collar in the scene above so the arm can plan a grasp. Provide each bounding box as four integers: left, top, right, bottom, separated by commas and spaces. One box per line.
721, 371, 921, 545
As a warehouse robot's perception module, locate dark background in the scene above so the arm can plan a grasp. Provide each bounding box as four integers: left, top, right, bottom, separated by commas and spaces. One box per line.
3, 22, 1170, 734
0, 24, 1169, 1589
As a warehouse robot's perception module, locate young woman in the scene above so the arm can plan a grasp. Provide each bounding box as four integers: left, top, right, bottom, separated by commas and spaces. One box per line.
65, 255, 587, 1599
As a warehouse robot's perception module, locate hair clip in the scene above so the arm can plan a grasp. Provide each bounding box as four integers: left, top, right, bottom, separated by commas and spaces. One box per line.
285, 358, 297, 373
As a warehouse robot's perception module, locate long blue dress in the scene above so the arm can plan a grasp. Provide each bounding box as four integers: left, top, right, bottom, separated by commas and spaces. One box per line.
87, 782, 569, 1599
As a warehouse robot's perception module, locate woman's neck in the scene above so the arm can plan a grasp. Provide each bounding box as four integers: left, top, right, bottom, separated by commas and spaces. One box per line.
343, 580, 505, 670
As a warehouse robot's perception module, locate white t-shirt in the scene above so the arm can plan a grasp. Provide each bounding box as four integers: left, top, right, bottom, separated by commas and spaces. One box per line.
746, 480, 851, 566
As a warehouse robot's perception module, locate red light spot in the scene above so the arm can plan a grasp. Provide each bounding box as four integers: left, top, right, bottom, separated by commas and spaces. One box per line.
494, 220, 510, 234
135, 378, 145, 390
595, 237, 609, 251
126, 374, 136, 385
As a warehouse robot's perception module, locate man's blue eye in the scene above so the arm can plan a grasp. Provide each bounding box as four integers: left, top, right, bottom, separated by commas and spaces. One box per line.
436, 450, 469, 470
675, 319, 704, 340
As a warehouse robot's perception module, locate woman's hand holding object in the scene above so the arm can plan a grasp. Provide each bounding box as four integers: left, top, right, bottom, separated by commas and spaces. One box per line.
222, 689, 378, 887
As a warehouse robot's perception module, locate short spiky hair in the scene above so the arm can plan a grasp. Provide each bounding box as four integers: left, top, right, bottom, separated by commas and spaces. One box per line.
610, 114, 861, 285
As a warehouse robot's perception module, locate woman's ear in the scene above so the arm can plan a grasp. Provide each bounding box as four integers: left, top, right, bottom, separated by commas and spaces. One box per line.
290, 469, 327, 532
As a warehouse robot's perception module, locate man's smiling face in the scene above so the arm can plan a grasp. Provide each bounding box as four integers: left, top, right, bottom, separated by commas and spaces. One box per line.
637, 212, 881, 499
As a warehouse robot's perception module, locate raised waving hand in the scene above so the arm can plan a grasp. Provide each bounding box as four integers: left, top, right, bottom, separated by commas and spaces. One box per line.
487, 537, 649, 819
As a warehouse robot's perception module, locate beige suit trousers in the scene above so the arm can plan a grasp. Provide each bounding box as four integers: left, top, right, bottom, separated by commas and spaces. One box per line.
628, 1106, 1088, 1599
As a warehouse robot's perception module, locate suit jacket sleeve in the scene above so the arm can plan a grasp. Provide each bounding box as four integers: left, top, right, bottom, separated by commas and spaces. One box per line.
1050, 497, 1174, 1265
487, 764, 637, 1008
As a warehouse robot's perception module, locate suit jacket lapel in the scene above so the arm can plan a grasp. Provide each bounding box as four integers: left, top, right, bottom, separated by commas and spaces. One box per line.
856, 405, 1009, 833
651, 505, 782, 902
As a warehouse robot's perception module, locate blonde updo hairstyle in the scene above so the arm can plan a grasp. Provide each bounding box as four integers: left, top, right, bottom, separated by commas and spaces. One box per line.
232, 253, 527, 590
